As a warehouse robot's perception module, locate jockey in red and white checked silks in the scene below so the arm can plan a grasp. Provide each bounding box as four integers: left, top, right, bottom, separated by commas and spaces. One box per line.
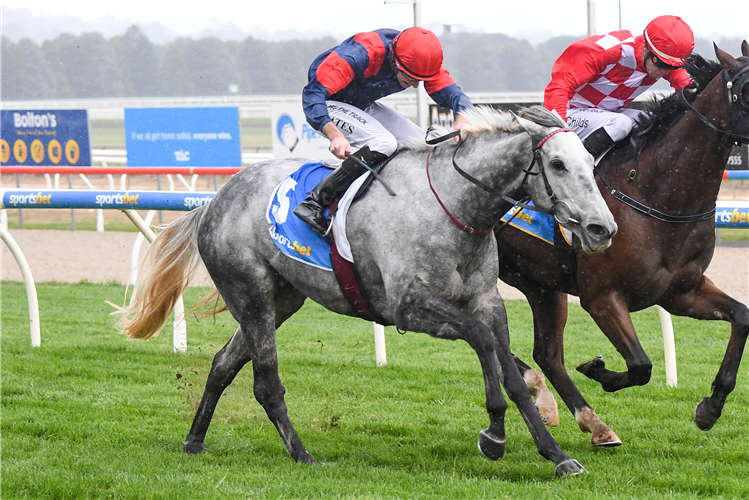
544, 15, 694, 156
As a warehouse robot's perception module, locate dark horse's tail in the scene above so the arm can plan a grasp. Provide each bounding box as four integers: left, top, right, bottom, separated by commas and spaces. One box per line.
111, 206, 213, 340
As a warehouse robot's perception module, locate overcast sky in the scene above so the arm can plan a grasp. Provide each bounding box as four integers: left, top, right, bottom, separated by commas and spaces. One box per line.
2, 0, 747, 43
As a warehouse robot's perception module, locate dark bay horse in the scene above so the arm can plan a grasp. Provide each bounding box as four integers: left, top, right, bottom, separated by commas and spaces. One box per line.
498, 43, 749, 447
115, 106, 617, 477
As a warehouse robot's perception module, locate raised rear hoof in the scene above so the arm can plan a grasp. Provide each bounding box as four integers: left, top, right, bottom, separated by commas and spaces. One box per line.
694, 397, 722, 431
576, 355, 605, 380
555, 458, 586, 477
477, 429, 505, 461
183, 438, 204, 455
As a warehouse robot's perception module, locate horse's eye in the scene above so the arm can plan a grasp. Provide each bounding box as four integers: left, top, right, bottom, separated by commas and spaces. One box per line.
550, 159, 566, 171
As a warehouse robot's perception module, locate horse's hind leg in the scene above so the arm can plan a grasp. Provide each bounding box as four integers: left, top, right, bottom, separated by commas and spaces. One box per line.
513, 355, 560, 427
185, 272, 313, 462
184, 325, 252, 454
662, 276, 749, 431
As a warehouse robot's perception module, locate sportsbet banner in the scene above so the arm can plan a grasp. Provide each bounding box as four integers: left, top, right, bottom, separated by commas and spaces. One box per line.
715, 203, 749, 229
0, 110, 91, 166
0, 189, 214, 211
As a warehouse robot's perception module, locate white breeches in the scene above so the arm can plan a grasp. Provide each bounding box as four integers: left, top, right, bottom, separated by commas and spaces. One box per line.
326, 100, 424, 158
566, 107, 649, 141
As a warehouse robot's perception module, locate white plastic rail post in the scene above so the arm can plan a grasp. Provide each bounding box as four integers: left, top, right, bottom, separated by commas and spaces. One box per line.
1, 225, 41, 347
121, 209, 187, 353
374, 323, 386, 366
657, 306, 678, 387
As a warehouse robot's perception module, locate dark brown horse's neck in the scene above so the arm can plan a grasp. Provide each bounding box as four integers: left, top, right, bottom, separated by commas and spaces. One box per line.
635, 75, 735, 215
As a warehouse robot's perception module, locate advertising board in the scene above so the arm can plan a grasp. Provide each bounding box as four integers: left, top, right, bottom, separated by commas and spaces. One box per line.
271, 104, 334, 161
1, 110, 91, 166
125, 107, 241, 167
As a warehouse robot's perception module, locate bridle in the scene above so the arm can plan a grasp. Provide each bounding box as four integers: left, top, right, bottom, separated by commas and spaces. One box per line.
678, 56, 749, 144
425, 126, 577, 236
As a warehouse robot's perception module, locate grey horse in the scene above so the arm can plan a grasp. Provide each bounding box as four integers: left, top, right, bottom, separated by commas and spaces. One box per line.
115, 106, 617, 478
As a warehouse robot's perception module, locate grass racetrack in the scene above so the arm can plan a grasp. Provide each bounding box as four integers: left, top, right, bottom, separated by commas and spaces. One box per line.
2, 282, 748, 499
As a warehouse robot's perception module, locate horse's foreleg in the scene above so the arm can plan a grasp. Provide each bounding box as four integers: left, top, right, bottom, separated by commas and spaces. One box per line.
524, 288, 621, 446
476, 294, 585, 477
662, 276, 749, 431
577, 291, 653, 391
184, 327, 251, 454
395, 278, 508, 462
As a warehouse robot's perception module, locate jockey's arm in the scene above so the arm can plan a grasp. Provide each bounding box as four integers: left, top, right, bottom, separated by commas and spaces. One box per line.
322, 122, 351, 160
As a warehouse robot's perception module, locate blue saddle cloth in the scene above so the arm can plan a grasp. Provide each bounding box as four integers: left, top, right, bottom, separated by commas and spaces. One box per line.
500, 201, 557, 245
266, 162, 334, 270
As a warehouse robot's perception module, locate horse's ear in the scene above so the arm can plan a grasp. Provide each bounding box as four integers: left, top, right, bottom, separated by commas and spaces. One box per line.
714, 43, 742, 72
512, 113, 546, 145
742, 40, 749, 57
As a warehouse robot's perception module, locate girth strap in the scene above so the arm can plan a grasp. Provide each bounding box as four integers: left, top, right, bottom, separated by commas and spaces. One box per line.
328, 199, 386, 324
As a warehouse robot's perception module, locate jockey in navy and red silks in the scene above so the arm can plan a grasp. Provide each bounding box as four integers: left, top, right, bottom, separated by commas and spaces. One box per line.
295, 27, 473, 236
544, 15, 695, 157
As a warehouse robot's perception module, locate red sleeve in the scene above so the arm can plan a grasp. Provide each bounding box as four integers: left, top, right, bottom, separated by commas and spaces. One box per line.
353, 32, 386, 78
544, 36, 624, 122
316, 52, 355, 95
664, 67, 693, 90
424, 67, 456, 94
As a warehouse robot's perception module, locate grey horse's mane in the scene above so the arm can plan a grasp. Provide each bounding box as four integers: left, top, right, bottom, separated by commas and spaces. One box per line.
400, 105, 564, 151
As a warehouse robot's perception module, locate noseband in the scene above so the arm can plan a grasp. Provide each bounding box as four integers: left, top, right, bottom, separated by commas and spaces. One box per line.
425, 127, 575, 236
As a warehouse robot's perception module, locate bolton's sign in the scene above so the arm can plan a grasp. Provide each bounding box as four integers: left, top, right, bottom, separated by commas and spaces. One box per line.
1, 110, 91, 166
125, 107, 241, 167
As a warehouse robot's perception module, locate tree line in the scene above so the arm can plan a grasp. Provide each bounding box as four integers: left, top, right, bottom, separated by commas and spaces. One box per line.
1, 26, 739, 101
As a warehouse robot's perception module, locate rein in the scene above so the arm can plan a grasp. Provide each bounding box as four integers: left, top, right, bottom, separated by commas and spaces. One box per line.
425, 127, 575, 236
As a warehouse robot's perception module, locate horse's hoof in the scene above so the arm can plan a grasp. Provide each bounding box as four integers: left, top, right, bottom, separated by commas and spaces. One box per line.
555, 458, 586, 477
537, 404, 560, 427
576, 355, 605, 379
591, 432, 622, 447
694, 397, 721, 431
183, 438, 204, 455
477, 429, 505, 461
295, 449, 318, 465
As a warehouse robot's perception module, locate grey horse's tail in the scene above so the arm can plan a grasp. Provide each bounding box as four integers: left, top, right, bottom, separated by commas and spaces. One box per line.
111, 206, 208, 340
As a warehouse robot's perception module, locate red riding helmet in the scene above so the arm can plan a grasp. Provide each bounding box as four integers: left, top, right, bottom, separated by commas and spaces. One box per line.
391, 27, 443, 81
643, 15, 694, 67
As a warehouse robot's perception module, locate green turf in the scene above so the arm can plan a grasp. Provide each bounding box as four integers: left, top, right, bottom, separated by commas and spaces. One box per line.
1, 282, 748, 499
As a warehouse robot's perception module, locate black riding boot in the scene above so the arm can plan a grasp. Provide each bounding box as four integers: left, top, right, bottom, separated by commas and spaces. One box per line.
293, 146, 388, 236
582, 128, 616, 158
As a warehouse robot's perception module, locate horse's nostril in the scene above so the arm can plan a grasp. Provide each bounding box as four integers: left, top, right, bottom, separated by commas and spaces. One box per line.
588, 224, 609, 238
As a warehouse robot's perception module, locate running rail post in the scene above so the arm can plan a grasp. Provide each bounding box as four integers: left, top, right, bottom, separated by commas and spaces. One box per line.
1, 225, 41, 347
373, 323, 387, 366
121, 209, 187, 353
658, 306, 677, 387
